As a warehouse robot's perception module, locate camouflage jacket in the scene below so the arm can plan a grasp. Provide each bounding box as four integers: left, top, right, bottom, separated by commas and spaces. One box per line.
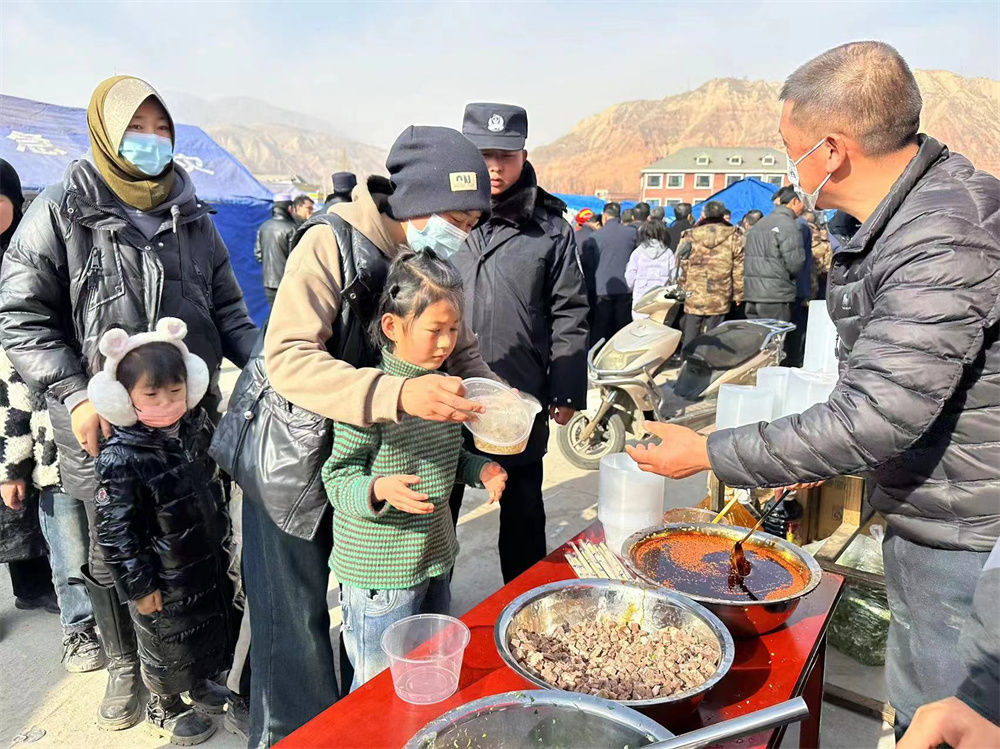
809, 223, 833, 298
678, 222, 745, 315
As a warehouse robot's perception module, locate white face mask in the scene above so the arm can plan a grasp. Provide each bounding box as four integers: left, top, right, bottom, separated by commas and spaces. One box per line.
405, 214, 470, 259
786, 138, 832, 212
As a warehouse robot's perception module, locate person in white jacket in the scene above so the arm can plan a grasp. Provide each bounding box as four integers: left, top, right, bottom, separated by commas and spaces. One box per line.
625, 219, 677, 319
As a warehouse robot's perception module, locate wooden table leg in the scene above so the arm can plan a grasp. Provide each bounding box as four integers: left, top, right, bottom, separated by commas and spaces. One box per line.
799, 636, 827, 748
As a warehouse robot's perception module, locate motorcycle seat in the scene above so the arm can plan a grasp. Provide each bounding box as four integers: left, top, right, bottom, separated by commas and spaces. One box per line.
682, 321, 772, 369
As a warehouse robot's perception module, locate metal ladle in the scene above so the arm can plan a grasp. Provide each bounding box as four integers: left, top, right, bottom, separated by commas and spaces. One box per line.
645, 697, 809, 749
728, 491, 792, 585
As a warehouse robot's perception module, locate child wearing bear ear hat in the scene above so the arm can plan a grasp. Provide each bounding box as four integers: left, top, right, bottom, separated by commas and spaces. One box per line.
86, 318, 229, 746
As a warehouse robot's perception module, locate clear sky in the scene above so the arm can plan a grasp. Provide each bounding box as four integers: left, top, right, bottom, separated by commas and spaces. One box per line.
2, 0, 998, 148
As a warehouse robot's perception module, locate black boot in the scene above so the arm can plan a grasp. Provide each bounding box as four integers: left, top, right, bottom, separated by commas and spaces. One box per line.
146, 693, 216, 746
81, 565, 144, 730
184, 678, 228, 715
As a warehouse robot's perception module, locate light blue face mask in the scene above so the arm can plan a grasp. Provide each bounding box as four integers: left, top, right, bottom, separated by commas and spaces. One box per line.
119, 132, 173, 176
405, 215, 470, 259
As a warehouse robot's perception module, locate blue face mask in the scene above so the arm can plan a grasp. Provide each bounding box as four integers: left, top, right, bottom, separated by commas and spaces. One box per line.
119, 132, 173, 176
405, 215, 470, 259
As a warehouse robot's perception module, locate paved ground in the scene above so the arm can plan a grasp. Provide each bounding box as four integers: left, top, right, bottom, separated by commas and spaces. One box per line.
1, 374, 894, 748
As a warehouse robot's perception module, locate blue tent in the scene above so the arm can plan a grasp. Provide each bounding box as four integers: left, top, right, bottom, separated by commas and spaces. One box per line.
0, 94, 272, 324
691, 177, 779, 224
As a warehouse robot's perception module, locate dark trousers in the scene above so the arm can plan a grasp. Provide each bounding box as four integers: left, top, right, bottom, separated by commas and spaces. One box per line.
7, 555, 55, 600
592, 295, 632, 346
744, 301, 793, 322
680, 312, 724, 354
83, 499, 115, 587
785, 300, 809, 367
883, 528, 990, 738
450, 460, 546, 584
242, 497, 338, 748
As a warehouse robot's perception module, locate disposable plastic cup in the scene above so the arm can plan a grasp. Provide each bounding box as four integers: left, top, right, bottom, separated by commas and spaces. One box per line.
803, 300, 840, 374
461, 378, 542, 455
784, 369, 838, 416
381, 614, 470, 705
756, 366, 793, 419
598, 453, 664, 554
715, 384, 774, 430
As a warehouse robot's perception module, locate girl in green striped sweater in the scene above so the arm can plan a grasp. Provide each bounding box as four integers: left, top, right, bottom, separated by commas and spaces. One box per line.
322, 250, 507, 691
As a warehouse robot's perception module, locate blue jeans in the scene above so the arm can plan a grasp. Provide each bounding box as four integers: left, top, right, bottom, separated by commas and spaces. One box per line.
38, 489, 94, 634
242, 496, 338, 749
883, 528, 990, 737
341, 573, 451, 692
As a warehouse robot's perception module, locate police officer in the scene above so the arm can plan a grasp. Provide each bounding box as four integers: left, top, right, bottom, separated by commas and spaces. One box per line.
325, 171, 357, 207
450, 103, 589, 583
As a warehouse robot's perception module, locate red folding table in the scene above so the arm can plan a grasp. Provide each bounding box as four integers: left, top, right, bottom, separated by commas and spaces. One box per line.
281, 522, 845, 749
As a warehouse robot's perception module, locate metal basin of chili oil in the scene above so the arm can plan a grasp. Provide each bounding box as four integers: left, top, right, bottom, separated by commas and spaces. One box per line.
404, 690, 673, 749
622, 523, 823, 638
494, 579, 733, 725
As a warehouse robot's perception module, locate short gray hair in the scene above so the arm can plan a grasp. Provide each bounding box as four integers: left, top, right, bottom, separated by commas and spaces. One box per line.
780, 41, 921, 156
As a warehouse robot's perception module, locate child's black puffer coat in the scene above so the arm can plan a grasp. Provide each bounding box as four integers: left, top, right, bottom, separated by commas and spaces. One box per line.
94, 408, 230, 695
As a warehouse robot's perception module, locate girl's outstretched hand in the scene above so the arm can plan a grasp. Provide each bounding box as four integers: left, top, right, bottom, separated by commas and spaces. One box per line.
481, 462, 507, 503
374, 475, 434, 514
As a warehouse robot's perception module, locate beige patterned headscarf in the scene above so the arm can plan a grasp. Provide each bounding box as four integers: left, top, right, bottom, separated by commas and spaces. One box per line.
86, 75, 175, 211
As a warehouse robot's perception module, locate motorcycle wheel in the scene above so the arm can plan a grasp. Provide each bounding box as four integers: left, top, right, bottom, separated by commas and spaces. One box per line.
557, 411, 627, 471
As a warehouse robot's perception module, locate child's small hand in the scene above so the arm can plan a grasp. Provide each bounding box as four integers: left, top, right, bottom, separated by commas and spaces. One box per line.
481, 463, 507, 503
135, 590, 163, 615
374, 475, 434, 514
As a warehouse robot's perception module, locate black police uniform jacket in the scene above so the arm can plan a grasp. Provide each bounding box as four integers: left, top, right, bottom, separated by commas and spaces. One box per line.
94, 409, 230, 694
451, 162, 589, 464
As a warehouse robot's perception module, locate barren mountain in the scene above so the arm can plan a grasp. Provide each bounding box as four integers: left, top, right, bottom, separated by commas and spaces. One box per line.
531, 71, 1000, 195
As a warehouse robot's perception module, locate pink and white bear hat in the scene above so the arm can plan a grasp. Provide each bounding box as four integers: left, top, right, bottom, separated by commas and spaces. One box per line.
87, 317, 210, 428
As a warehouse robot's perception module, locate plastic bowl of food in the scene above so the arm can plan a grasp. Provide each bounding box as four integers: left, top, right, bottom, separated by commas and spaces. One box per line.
462, 378, 541, 455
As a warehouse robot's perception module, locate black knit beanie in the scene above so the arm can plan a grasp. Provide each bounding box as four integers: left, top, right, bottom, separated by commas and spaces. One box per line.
1, 158, 25, 255
385, 126, 490, 221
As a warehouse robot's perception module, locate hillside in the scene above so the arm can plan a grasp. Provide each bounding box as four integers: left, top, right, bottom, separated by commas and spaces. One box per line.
530, 71, 1000, 195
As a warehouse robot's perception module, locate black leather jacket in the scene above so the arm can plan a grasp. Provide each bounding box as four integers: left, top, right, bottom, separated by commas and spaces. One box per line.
0, 160, 257, 499
95, 409, 230, 694
709, 137, 1000, 551
254, 205, 296, 290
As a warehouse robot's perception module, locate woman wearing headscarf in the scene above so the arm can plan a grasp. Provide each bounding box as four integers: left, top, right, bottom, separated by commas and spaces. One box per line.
0, 77, 257, 742
1, 158, 106, 673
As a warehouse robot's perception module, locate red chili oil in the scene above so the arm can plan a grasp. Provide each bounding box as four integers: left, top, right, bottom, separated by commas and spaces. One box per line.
632, 531, 808, 602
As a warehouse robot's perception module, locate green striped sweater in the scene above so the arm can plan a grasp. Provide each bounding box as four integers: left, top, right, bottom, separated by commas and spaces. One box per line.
322, 351, 491, 589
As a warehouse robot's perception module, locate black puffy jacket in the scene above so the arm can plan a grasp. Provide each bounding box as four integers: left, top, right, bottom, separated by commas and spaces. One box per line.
0, 160, 258, 500
743, 205, 806, 303
95, 409, 230, 694
709, 137, 1000, 551
451, 162, 589, 464
254, 204, 296, 290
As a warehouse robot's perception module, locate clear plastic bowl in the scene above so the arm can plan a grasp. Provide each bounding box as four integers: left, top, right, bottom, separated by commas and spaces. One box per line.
381, 614, 470, 705
461, 378, 541, 455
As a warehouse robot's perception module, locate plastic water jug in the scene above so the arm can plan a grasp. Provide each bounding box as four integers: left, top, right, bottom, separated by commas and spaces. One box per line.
715, 384, 775, 430
756, 366, 793, 419
598, 453, 665, 556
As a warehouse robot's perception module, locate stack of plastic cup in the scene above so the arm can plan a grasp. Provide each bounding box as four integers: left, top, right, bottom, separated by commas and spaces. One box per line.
784, 369, 838, 415
598, 453, 665, 556
803, 300, 840, 374
715, 384, 775, 430
756, 366, 793, 419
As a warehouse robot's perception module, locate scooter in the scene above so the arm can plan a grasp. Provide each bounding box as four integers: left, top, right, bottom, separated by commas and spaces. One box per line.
557, 286, 795, 470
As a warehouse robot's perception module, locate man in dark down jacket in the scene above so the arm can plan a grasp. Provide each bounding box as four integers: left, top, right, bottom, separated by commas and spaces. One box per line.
625, 42, 999, 737
451, 103, 589, 583
666, 202, 693, 250
254, 194, 296, 305
742, 185, 806, 322
584, 201, 638, 345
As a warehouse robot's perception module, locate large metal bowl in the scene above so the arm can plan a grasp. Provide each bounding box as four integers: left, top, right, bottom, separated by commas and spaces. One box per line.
404, 690, 673, 748
622, 523, 824, 638
494, 579, 734, 724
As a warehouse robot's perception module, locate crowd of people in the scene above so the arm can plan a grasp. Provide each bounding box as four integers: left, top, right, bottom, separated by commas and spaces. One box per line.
0, 39, 997, 749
